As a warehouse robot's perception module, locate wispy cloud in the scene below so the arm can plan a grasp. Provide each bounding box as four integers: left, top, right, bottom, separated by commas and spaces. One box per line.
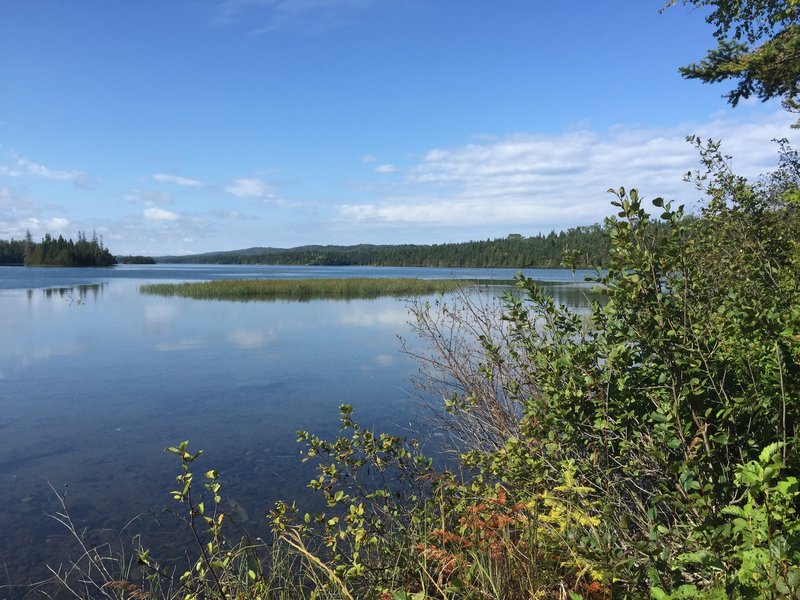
44, 217, 71, 230
339, 110, 800, 233
0, 186, 40, 215
0, 153, 92, 189
13, 217, 72, 235
0, 186, 71, 238
152, 173, 204, 187
144, 207, 180, 221
225, 177, 280, 201
375, 163, 397, 173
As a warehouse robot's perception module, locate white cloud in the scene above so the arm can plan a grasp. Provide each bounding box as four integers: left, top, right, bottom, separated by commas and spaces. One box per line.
152, 173, 204, 187
375, 163, 397, 173
2, 216, 71, 238
339, 109, 800, 232
0, 154, 92, 188
361, 155, 378, 163
0, 187, 74, 238
225, 177, 278, 201
45, 217, 70, 230
144, 207, 180, 221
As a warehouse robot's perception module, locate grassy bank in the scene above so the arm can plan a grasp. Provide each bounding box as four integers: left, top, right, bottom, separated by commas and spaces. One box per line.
139, 277, 465, 301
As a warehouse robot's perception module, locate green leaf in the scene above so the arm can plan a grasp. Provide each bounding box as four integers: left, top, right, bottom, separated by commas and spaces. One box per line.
650, 587, 668, 600
759, 442, 782, 464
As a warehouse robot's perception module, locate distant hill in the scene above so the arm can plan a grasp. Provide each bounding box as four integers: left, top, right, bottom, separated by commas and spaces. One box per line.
117, 255, 156, 264
155, 224, 613, 269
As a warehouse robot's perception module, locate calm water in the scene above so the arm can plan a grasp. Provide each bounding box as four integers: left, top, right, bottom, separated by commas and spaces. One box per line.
0, 264, 594, 595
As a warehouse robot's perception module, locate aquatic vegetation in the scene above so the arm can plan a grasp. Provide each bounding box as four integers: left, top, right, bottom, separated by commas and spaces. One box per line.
139, 277, 465, 301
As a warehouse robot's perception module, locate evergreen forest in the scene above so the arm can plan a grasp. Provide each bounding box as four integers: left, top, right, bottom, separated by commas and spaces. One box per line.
157, 224, 616, 268
117, 255, 156, 264
0, 239, 25, 265
1, 232, 118, 267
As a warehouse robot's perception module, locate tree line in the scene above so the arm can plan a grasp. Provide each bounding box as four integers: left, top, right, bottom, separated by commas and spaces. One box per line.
117, 255, 156, 264
0, 239, 25, 265
2, 222, 652, 269
0, 231, 116, 266
159, 223, 625, 268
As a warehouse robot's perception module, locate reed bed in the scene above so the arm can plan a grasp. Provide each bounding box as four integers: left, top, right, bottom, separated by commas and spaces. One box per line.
139, 277, 465, 301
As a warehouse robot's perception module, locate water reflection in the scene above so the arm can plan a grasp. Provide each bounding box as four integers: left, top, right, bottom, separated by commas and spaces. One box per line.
477, 280, 603, 310
227, 328, 275, 349
535, 281, 603, 309
27, 283, 105, 305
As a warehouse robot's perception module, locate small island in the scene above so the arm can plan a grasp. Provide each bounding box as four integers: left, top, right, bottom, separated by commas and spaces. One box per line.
0, 231, 117, 267
140, 277, 464, 301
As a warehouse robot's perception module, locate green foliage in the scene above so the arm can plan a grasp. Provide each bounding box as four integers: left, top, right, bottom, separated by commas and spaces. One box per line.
404, 138, 799, 597
277, 406, 607, 599
275, 404, 441, 597
0, 238, 25, 264
21, 230, 116, 267
665, 0, 800, 123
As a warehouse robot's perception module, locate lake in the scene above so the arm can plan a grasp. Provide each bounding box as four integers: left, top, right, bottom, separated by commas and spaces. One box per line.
0, 264, 595, 596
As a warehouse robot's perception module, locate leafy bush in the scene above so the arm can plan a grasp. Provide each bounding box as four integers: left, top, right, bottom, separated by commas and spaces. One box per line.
404, 138, 800, 597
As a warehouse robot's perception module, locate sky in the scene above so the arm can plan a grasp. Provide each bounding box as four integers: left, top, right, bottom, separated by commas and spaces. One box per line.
1, 1, 799, 255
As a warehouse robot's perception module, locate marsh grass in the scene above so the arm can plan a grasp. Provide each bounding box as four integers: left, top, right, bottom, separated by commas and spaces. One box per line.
139, 278, 466, 302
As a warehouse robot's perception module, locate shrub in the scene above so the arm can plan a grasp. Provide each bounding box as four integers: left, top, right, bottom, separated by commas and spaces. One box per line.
407, 138, 800, 596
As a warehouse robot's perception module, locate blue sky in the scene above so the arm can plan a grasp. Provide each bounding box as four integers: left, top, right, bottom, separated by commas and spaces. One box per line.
1, 1, 798, 255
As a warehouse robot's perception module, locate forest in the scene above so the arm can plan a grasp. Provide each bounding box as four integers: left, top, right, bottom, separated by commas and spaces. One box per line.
158, 223, 616, 268
2, 222, 638, 271
0, 239, 25, 265
0, 232, 117, 267
117, 255, 156, 264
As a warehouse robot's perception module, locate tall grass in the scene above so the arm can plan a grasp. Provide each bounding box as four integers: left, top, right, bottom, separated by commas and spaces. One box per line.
139, 278, 465, 301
